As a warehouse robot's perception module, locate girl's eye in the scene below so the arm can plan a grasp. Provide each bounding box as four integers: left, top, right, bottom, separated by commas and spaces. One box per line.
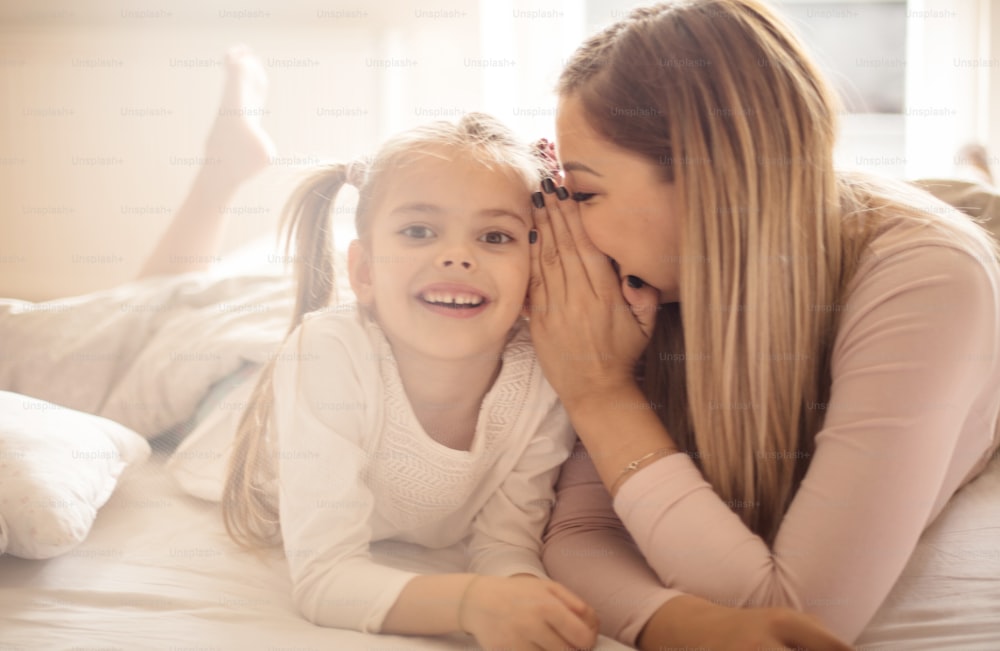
480, 231, 513, 245
400, 225, 434, 239
571, 192, 596, 203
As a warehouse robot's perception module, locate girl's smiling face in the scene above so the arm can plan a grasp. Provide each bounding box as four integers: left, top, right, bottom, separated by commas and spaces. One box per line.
555, 94, 684, 303
349, 147, 533, 362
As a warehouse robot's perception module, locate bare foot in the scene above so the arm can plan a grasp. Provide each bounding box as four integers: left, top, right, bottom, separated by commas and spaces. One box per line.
204, 45, 276, 187
955, 143, 995, 186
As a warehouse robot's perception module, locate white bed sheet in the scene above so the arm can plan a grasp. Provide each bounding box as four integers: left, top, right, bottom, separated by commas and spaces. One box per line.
0, 448, 631, 651
853, 451, 1000, 650
2, 433, 998, 650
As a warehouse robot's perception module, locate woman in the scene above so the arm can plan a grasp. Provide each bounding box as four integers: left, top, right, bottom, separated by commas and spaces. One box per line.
526, 1, 1000, 649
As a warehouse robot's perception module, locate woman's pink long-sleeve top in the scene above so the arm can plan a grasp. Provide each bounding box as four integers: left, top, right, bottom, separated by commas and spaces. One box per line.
542, 212, 1000, 645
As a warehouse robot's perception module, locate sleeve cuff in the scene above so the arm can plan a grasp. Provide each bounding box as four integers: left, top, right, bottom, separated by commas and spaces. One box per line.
617, 588, 683, 647
363, 569, 420, 633
294, 562, 420, 634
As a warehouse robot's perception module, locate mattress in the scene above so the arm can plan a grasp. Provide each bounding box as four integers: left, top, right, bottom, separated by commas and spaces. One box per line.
0, 445, 631, 651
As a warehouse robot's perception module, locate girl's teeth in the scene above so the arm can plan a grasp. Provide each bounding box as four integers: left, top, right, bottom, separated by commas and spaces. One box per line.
422, 292, 483, 306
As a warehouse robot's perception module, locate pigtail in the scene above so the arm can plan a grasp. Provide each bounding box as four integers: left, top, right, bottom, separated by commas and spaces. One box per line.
222, 164, 349, 549
222, 361, 281, 547
280, 164, 350, 327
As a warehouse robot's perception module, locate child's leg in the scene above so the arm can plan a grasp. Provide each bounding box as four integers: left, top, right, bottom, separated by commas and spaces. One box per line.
137, 45, 276, 279
915, 142, 1000, 243
954, 143, 995, 187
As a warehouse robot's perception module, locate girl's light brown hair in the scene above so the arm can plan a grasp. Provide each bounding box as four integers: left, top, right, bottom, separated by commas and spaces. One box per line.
221, 113, 545, 548
559, 0, 996, 545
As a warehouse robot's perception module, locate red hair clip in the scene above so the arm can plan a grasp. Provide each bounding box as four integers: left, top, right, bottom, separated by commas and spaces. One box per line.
532, 138, 560, 177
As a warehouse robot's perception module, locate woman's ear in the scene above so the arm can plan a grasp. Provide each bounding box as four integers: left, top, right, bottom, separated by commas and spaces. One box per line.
347, 239, 375, 306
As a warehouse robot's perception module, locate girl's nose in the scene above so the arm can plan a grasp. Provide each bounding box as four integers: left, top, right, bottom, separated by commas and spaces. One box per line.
437, 256, 473, 270
435, 244, 475, 270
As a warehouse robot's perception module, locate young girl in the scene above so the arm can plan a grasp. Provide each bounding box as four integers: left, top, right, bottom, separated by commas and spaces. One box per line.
218, 113, 599, 650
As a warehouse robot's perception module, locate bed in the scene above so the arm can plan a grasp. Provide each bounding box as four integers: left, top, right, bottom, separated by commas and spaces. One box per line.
2, 398, 998, 651
1, 242, 999, 649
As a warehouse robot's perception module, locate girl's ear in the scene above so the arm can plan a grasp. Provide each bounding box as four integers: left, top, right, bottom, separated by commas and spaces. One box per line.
347, 239, 375, 306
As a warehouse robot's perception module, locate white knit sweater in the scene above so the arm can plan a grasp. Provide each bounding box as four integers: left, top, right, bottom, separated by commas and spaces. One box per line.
271, 307, 575, 633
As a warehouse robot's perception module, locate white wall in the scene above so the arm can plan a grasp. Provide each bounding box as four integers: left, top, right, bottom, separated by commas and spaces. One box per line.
905, 0, 1000, 178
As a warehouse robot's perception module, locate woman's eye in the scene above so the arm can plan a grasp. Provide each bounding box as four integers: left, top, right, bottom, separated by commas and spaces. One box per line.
571, 192, 596, 203
480, 231, 513, 245
400, 225, 434, 239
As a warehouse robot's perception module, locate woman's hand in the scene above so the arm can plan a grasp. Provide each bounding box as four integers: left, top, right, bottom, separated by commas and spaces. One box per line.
526, 185, 660, 410
462, 575, 599, 651
639, 595, 854, 651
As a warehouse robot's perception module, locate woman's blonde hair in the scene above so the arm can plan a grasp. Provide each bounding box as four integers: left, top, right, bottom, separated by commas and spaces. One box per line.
559, 0, 996, 544
222, 113, 545, 548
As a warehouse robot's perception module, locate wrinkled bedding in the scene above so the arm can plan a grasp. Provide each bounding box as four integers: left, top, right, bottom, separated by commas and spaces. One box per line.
0, 271, 297, 438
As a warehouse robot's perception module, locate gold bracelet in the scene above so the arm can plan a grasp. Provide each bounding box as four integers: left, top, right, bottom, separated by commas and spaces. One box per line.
457, 575, 482, 634
609, 447, 674, 495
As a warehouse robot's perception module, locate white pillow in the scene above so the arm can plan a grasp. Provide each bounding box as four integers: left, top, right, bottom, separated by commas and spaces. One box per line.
0, 391, 151, 559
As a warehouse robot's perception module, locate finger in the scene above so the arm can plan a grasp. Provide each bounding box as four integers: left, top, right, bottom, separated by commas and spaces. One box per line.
527, 218, 547, 318
506, 641, 544, 651
538, 187, 596, 297
543, 605, 599, 651
583, 607, 600, 637
777, 614, 854, 651
532, 190, 569, 300
509, 640, 545, 651
552, 189, 617, 295
621, 276, 661, 338
539, 182, 576, 255
532, 621, 577, 651
546, 581, 590, 616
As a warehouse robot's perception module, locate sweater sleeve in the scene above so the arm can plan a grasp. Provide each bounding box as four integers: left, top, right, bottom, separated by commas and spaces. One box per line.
612, 243, 1000, 642
273, 316, 418, 633
542, 440, 684, 646
467, 401, 576, 578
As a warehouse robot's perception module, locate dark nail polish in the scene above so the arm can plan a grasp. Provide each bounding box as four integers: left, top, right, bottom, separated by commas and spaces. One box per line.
555, 186, 569, 200
529, 229, 538, 244
626, 275, 644, 289
542, 177, 556, 194
531, 192, 545, 208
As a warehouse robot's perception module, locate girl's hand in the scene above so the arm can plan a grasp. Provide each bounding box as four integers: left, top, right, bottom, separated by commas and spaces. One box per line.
462, 575, 599, 651
639, 595, 854, 651
526, 185, 660, 409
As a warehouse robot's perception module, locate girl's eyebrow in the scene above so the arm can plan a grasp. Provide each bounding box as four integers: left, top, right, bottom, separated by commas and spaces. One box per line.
388, 201, 441, 216
561, 161, 603, 177
388, 202, 527, 225
479, 208, 528, 226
